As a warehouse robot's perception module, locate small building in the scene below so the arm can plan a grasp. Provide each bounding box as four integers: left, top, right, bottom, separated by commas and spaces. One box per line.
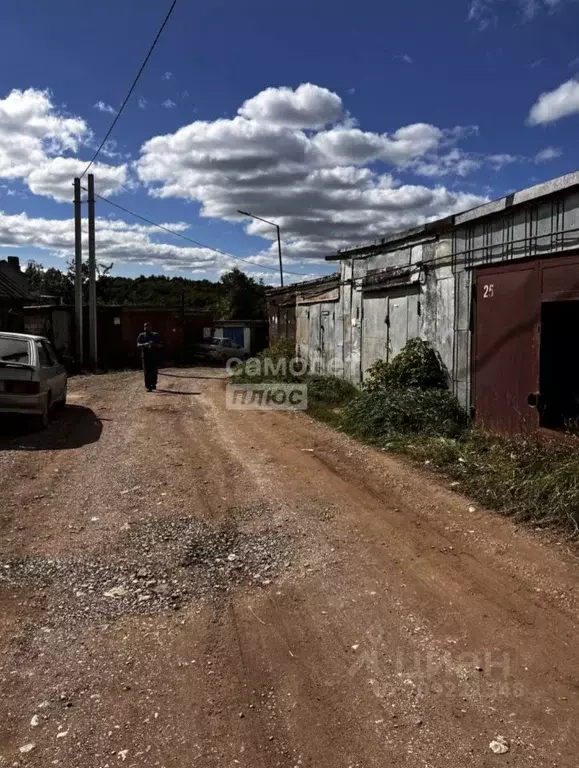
267, 274, 339, 353
203, 319, 268, 356
0, 257, 32, 331
268, 170, 579, 436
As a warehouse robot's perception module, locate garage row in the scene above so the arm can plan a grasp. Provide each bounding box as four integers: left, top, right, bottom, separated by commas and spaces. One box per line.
268, 171, 579, 436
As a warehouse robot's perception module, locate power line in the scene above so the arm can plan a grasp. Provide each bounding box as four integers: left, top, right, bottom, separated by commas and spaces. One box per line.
80, 0, 178, 180
88, 189, 309, 277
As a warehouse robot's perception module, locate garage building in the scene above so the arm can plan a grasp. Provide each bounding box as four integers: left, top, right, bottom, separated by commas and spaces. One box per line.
267, 170, 579, 435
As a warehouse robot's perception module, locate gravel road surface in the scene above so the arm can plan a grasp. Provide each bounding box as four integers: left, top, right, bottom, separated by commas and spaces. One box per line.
0, 369, 577, 767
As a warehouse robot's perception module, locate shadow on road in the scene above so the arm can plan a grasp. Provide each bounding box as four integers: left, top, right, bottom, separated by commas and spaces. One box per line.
0, 405, 103, 451
154, 389, 201, 396
159, 370, 227, 381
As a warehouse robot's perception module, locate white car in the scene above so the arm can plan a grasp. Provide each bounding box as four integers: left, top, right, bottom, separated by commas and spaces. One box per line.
0, 332, 67, 428
193, 336, 248, 363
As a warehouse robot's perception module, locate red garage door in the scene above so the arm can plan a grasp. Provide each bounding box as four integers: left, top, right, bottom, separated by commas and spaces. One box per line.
474, 261, 540, 434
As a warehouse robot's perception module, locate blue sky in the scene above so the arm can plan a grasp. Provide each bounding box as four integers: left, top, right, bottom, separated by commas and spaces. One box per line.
0, 0, 578, 286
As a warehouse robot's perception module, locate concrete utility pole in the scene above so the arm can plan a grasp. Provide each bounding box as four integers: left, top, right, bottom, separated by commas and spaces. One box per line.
87, 174, 98, 370
73, 178, 83, 368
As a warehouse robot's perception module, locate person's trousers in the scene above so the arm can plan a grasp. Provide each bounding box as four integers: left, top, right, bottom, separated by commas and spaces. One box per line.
143, 360, 158, 390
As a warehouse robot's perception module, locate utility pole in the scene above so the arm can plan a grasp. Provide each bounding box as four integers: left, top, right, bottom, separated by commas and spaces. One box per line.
275, 224, 284, 288
237, 210, 284, 287
73, 178, 83, 369
87, 174, 98, 370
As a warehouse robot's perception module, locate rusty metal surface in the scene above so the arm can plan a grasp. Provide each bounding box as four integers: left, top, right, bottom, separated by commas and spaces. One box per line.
474, 262, 540, 434
540, 253, 579, 300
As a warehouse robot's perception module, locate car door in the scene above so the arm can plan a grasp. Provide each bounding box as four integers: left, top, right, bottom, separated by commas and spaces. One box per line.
34, 340, 53, 398
43, 340, 66, 398
35, 340, 63, 402
220, 338, 236, 359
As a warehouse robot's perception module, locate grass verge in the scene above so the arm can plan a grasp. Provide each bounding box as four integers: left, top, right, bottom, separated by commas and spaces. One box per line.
355, 430, 579, 535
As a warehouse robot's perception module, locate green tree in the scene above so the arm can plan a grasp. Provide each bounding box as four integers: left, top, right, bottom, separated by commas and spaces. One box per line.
24, 261, 46, 295
217, 268, 267, 320
23, 260, 266, 313
25, 260, 73, 302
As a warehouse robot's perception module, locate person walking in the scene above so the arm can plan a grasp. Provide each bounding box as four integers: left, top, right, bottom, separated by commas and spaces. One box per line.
137, 322, 161, 392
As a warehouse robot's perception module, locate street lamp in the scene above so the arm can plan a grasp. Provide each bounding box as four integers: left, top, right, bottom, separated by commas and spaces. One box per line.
238, 210, 284, 287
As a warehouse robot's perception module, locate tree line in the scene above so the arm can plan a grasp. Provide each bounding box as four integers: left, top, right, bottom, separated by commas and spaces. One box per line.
24, 261, 268, 321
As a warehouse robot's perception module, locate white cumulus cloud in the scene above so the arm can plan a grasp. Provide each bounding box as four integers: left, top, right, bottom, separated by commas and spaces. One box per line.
488, 153, 519, 169
27, 157, 129, 202
0, 88, 87, 180
0, 209, 228, 274
136, 83, 486, 260
239, 83, 344, 129
0, 87, 126, 201
528, 79, 579, 124
534, 145, 562, 161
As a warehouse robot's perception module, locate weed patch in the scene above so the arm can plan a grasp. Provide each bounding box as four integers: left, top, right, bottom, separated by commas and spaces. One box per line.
342, 387, 468, 440
388, 431, 579, 534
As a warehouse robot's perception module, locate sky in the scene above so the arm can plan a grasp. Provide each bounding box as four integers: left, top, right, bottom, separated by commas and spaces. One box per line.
0, 0, 579, 287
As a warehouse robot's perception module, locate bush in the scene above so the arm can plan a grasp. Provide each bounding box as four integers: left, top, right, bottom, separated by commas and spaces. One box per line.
259, 338, 296, 367
342, 387, 468, 440
232, 339, 299, 382
363, 338, 447, 392
306, 375, 358, 406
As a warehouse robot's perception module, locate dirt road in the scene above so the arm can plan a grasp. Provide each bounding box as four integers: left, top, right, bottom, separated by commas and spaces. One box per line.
0, 369, 577, 767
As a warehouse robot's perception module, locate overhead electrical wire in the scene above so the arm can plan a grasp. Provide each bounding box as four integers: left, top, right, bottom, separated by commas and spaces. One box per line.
74, 0, 318, 281
80, 0, 178, 179
88, 190, 310, 278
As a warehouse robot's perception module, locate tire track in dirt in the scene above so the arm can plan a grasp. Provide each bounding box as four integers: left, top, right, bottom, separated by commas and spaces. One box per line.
0, 370, 577, 767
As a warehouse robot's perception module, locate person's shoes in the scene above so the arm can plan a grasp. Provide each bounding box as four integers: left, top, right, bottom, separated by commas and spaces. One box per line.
152, 386, 157, 391
146, 387, 152, 392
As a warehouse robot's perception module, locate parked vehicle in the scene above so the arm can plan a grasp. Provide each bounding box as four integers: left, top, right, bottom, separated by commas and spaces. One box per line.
0, 332, 67, 428
192, 336, 248, 363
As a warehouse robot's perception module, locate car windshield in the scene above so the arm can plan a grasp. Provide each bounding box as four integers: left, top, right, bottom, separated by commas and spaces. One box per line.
0, 337, 30, 364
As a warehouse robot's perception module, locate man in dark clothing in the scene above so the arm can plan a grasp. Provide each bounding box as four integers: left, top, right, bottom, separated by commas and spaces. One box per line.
137, 322, 161, 391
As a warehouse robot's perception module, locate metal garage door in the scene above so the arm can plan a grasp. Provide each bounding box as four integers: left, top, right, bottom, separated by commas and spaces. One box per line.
474, 262, 540, 434
361, 288, 420, 377
361, 293, 389, 375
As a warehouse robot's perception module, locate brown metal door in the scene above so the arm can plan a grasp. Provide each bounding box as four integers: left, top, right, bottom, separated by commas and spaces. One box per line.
474, 262, 540, 434
540, 253, 579, 301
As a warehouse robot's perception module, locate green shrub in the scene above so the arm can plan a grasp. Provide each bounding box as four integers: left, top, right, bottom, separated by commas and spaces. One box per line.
306, 375, 358, 406
363, 338, 447, 392
342, 387, 468, 440
232, 338, 299, 382
260, 338, 296, 366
